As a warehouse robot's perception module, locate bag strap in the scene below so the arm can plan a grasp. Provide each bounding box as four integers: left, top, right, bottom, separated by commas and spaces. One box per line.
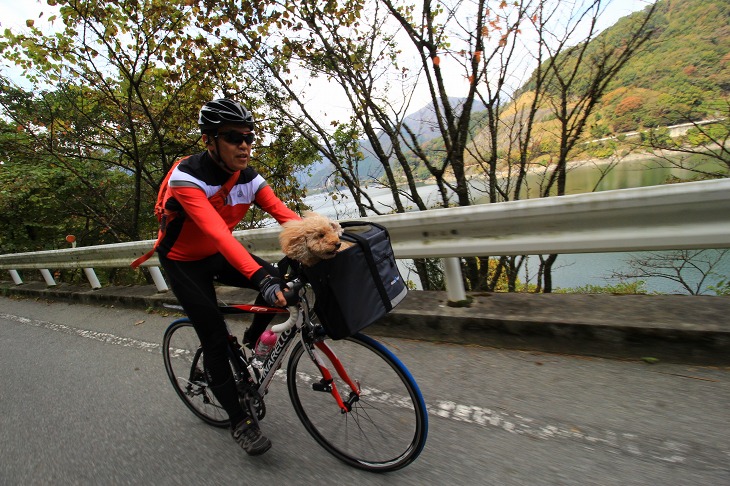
131, 169, 240, 269
340, 220, 389, 236
130, 246, 157, 269
208, 170, 240, 209
341, 222, 394, 311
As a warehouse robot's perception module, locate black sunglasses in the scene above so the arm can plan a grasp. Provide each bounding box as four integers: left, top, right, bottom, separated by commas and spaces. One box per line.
216, 130, 255, 145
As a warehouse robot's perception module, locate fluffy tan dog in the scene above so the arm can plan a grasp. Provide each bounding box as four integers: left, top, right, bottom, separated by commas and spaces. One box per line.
279, 212, 348, 266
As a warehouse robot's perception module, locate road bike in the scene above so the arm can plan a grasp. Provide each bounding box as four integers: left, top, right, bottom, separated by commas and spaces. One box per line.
161, 278, 428, 472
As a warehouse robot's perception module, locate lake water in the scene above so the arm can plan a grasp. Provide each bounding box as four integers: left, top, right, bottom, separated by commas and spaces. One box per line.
304, 158, 729, 294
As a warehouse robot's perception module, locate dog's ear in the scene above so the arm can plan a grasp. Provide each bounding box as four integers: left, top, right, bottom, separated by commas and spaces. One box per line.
330, 220, 343, 236
279, 221, 308, 261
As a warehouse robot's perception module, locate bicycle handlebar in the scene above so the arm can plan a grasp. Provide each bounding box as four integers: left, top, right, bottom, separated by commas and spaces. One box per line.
282, 280, 305, 307
271, 280, 306, 333
271, 306, 299, 333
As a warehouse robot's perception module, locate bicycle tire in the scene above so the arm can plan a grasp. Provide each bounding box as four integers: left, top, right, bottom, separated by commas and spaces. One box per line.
286, 333, 428, 472
162, 319, 230, 428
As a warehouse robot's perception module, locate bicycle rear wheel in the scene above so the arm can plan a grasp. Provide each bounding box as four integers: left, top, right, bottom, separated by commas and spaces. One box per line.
287, 333, 428, 472
162, 319, 229, 428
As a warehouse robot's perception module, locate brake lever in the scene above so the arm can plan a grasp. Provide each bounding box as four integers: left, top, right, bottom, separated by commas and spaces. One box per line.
282, 280, 305, 307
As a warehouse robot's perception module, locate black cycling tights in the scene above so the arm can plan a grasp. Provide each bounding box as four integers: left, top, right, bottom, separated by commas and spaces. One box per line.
160, 253, 279, 427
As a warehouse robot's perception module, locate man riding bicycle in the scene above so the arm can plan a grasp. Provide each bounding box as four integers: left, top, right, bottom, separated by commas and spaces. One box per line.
157, 98, 300, 456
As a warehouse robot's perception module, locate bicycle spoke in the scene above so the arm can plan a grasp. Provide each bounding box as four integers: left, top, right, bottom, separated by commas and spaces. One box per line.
287, 334, 428, 472
162, 301, 427, 471
293, 370, 415, 413
163, 320, 230, 428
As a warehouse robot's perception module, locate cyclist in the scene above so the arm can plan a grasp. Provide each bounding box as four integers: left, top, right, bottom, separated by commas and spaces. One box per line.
157, 98, 300, 456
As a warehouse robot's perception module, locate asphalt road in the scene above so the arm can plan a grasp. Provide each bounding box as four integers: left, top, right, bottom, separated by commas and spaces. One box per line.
1, 295, 729, 485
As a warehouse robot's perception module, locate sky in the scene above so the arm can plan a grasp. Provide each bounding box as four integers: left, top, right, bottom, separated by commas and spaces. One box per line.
0, 0, 656, 120
301, 0, 656, 119
0, 0, 51, 32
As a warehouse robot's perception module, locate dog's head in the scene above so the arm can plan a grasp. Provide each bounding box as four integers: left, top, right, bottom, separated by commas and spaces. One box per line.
279, 212, 344, 266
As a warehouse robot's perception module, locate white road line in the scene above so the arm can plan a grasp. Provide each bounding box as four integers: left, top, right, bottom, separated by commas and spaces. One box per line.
428, 400, 694, 464
1, 312, 160, 353
4, 311, 729, 471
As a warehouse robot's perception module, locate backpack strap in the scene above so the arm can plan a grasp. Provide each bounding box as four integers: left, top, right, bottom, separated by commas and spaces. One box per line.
207, 169, 240, 211
131, 167, 240, 269
130, 243, 158, 269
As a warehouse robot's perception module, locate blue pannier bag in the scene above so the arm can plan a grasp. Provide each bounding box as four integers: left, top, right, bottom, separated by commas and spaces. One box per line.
302, 221, 408, 339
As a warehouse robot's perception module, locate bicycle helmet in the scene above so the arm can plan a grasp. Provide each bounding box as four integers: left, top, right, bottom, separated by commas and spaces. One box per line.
198, 98, 255, 134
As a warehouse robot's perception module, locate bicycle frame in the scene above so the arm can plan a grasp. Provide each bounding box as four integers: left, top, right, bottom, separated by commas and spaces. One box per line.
254, 310, 300, 393
163, 278, 429, 471
222, 282, 361, 413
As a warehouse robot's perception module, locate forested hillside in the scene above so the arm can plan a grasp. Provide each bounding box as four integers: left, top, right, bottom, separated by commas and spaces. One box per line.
364, 0, 730, 188
585, 0, 729, 134
1, 0, 725, 292
304, 98, 487, 189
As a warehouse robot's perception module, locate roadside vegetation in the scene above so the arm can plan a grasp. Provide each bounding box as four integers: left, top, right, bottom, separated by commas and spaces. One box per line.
1, 0, 727, 293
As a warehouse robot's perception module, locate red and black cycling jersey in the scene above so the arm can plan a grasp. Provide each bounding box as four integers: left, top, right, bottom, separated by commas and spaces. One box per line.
158, 151, 299, 285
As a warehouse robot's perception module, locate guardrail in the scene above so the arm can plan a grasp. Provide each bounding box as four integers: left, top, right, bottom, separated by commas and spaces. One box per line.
2, 178, 730, 301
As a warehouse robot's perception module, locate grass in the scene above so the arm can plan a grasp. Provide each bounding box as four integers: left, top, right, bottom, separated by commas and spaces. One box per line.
553, 280, 648, 295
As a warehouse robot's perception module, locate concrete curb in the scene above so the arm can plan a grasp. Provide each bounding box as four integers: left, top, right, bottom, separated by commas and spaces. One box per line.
2, 281, 729, 365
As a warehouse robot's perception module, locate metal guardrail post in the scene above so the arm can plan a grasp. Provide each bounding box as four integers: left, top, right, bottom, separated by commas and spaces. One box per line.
83, 268, 102, 289
39, 269, 57, 286
9, 270, 23, 285
148, 266, 169, 292
442, 257, 466, 303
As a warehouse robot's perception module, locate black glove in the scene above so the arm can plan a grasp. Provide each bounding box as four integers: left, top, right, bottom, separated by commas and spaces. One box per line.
259, 275, 284, 306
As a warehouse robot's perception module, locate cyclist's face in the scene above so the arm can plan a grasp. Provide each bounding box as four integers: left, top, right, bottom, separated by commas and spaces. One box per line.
208, 124, 254, 172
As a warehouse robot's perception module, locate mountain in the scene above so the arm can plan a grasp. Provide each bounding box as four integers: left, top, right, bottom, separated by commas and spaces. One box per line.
520, 0, 729, 134
301, 97, 486, 190
301, 0, 729, 191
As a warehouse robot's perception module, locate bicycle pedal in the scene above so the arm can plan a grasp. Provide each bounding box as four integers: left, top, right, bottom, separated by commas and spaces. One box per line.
312, 379, 333, 392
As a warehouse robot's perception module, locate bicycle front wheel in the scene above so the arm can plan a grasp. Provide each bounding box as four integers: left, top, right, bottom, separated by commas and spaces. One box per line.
287, 333, 428, 472
162, 319, 229, 428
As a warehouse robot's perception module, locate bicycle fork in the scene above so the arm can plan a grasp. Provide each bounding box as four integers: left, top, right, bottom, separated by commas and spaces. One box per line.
310, 341, 361, 413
